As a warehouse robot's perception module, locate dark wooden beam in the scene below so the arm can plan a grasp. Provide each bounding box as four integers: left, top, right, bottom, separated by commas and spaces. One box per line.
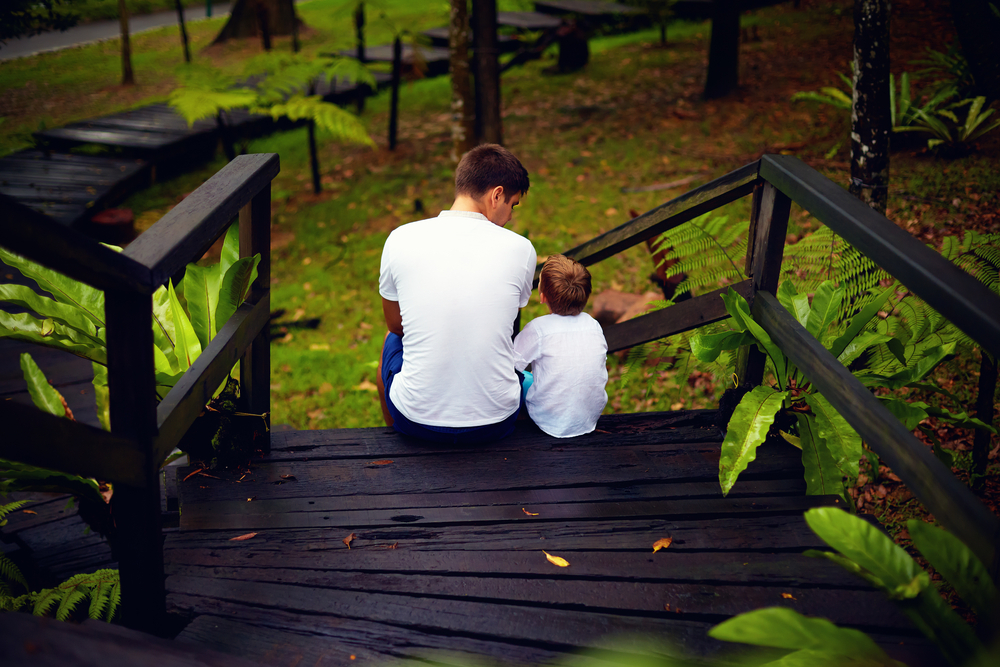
603, 280, 752, 353
759, 154, 1000, 360
0, 193, 150, 294
124, 153, 280, 289
752, 291, 1000, 579
240, 187, 271, 452
545, 161, 759, 281
155, 295, 271, 463
0, 400, 146, 487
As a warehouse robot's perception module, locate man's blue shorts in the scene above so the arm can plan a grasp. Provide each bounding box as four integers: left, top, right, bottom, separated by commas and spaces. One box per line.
381, 333, 526, 444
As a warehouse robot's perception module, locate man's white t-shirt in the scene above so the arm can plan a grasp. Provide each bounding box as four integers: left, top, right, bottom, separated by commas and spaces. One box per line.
513, 312, 608, 438
379, 210, 536, 427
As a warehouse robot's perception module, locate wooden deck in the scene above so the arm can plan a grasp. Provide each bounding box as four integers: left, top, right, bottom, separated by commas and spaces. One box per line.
163, 412, 935, 666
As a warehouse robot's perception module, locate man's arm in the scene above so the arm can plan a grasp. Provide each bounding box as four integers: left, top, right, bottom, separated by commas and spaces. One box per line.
382, 297, 403, 337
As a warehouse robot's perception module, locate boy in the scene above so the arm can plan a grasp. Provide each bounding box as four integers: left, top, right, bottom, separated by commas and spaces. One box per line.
514, 254, 608, 438
377, 144, 535, 444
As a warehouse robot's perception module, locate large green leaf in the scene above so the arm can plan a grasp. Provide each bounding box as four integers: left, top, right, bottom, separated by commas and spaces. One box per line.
719, 386, 787, 496
885, 343, 955, 387
804, 507, 917, 587
0, 248, 105, 327
0, 284, 100, 344
805, 281, 843, 344
908, 520, 996, 623
836, 331, 892, 368
92, 363, 110, 432
720, 288, 749, 332
723, 289, 788, 387
167, 280, 201, 371
215, 255, 261, 332
0, 311, 106, 364
923, 405, 997, 433
181, 263, 222, 349
219, 222, 241, 279
690, 329, 753, 363
19, 353, 66, 417
777, 281, 810, 328
805, 394, 862, 479
829, 284, 897, 360
0, 459, 103, 506
708, 607, 891, 661
151, 285, 179, 372
797, 414, 844, 498
882, 398, 929, 430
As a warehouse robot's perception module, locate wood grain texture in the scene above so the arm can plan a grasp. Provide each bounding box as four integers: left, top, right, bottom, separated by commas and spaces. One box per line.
752, 291, 1000, 578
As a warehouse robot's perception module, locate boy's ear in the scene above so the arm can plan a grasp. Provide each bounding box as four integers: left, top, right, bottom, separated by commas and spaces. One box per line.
539, 290, 547, 304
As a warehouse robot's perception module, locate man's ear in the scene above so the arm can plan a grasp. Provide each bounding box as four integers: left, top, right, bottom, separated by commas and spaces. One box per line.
490, 185, 505, 205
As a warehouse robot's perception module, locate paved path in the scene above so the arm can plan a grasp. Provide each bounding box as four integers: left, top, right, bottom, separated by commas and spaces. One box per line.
0, 3, 235, 61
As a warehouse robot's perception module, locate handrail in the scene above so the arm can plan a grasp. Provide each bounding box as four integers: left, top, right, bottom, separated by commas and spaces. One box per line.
753, 292, 1000, 573
125, 153, 280, 289
760, 154, 1000, 360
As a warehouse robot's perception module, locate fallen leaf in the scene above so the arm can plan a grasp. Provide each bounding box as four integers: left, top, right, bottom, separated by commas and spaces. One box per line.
246, 496, 256, 502
22, 510, 37, 515
183, 468, 205, 482
369, 460, 393, 465
343, 532, 357, 549
354, 379, 378, 392
198, 471, 220, 479
229, 532, 258, 541
280, 474, 298, 481
543, 550, 570, 567
781, 593, 797, 600
664, 603, 671, 611
318, 382, 334, 394
652, 537, 673, 553
522, 508, 539, 516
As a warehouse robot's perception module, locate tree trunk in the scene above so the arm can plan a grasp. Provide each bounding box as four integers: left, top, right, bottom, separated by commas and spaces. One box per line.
972, 351, 997, 492
949, 0, 1000, 101
472, 0, 502, 145
355, 2, 366, 113
175, 0, 191, 63
849, 0, 890, 214
257, 2, 272, 51
118, 0, 134, 86
449, 0, 475, 161
213, 0, 300, 46
703, 0, 739, 99
389, 36, 402, 150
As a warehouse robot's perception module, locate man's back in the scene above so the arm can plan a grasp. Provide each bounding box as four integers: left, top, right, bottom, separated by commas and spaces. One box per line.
379, 210, 536, 427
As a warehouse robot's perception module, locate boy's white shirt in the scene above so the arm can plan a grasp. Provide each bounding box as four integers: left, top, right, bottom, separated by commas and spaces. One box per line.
513, 312, 608, 438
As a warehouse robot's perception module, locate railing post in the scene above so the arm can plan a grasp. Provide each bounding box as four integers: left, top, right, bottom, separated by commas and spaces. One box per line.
240, 185, 271, 453
736, 180, 792, 388
106, 290, 164, 633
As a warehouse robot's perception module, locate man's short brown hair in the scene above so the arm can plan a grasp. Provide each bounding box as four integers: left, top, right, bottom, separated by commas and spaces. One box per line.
540, 254, 591, 317
455, 144, 530, 202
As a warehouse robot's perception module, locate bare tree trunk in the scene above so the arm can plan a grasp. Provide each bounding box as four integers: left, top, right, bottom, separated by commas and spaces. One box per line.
175, 0, 191, 63
449, 0, 475, 161
849, 0, 890, 214
213, 0, 299, 45
355, 2, 366, 113
472, 0, 501, 145
118, 0, 134, 86
704, 0, 739, 99
257, 1, 272, 51
389, 36, 401, 150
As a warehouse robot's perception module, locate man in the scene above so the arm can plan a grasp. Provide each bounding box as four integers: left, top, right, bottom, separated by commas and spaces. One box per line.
377, 144, 535, 443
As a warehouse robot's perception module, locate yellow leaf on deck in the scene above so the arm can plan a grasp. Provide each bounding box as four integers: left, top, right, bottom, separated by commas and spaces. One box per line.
652, 538, 673, 552
522, 508, 539, 516
229, 532, 258, 541
543, 551, 570, 567
781, 592, 797, 600
22, 510, 37, 515
343, 532, 357, 549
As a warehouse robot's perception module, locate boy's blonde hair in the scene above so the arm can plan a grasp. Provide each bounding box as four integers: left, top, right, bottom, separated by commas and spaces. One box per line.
539, 254, 591, 317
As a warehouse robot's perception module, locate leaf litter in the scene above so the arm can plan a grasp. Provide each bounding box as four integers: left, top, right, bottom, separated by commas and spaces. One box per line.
543, 551, 570, 567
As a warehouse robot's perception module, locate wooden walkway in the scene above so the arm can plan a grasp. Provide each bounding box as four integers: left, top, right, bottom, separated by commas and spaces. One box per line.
163, 412, 935, 666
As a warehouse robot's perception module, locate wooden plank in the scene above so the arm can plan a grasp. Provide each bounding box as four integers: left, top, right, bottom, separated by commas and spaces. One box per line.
752, 291, 1000, 577
0, 399, 145, 486
124, 153, 280, 288
0, 192, 151, 293
166, 566, 913, 631
0, 612, 266, 667
166, 514, 825, 553
35, 126, 195, 149
155, 295, 271, 464
164, 549, 866, 587
105, 289, 165, 632
176, 608, 564, 667
176, 494, 839, 531
497, 11, 563, 28
603, 280, 751, 352
534, 0, 641, 15
551, 161, 758, 274
174, 441, 804, 503
759, 154, 1000, 360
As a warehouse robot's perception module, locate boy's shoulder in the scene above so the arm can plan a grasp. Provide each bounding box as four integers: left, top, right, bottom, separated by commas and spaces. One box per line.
529, 312, 603, 334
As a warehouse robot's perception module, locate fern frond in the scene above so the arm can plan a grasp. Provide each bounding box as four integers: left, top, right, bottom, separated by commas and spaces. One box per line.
30, 569, 120, 622
168, 88, 259, 127
0, 552, 28, 593
651, 213, 745, 298
254, 95, 375, 148
0, 499, 29, 524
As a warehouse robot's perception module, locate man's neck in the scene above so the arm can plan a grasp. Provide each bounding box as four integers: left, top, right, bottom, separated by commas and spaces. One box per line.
450, 194, 487, 217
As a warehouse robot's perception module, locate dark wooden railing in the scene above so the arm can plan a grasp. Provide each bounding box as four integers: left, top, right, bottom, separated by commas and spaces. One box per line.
546, 154, 1000, 581
0, 153, 278, 632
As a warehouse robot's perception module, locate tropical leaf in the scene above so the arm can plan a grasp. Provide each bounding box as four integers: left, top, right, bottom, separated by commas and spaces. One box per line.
804, 507, 918, 587
168, 87, 258, 126
219, 221, 241, 279
20, 353, 67, 417
835, 331, 891, 368
797, 414, 844, 498
0, 247, 104, 327
690, 328, 753, 363
167, 280, 201, 371
777, 281, 810, 327
0, 311, 106, 364
215, 255, 261, 330
804, 394, 861, 480
92, 362, 110, 431
804, 281, 843, 344
151, 285, 179, 372
0, 459, 103, 505
719, 386, 788, 496
0, 284, 101, 343
882, 398, 929, 430
182, 263, 223, 349
723, 288, 788, 387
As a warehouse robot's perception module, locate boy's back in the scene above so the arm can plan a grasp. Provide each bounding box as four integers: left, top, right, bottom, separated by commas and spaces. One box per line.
513, 311, 608, 438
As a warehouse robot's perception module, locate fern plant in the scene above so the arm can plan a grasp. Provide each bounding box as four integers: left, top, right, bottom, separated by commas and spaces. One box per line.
2, 568, 121, 622
0, 500, 30, 601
